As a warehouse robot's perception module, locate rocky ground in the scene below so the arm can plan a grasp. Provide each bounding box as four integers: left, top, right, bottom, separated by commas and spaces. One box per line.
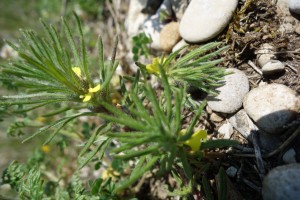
122, 0, 300, 199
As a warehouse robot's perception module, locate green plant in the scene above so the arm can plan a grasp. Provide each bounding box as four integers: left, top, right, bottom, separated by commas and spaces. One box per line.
131, 32, 152, 62
0, 14, 238, 199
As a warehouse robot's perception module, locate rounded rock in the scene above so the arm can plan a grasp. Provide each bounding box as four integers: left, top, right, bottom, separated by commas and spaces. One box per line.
283, 149, 297, 164
243, 83, 299, 134
263, 164, 300, 200
256, 43, 276, 67
262, 60, 285, 75
289, 0, 300, 14
179, 0, 238, 43
226, 166, 237, 178
160, 22, 181, 52
207, 68, 249, 114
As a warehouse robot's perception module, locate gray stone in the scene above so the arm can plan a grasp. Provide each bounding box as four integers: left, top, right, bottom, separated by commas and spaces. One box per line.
256, 43, 276, 68
207, 68, 249, 114
226, 166, 237, 178
262, 60, 285, 75
228, 109, 280, 152
243, 83, 299, 135
218, 122, 233, 139
289, 0, 300, 14
179, 0, 238, 43
283, 149, 297, 164
229, 109, 257, 139
263, 164, 300, 200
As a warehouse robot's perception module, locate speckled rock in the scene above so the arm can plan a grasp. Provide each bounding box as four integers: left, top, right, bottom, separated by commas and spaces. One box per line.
143, 0, 172, 50
170, 0, 189, 21
262, 60, 285, 75
160, 22, 181, 52
263, 164, 300, 200
289, 0, 300, 14
243, 83, 299, 134
207, 68, 249, 114
179, 0, 238, 43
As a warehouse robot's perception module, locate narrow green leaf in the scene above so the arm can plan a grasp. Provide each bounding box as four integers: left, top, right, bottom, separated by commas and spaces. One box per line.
78, 138, 111, 170
201, 139, 239, 150
202, 175, 214, 200
216, 167, 227, 200
114, 155, 159, 194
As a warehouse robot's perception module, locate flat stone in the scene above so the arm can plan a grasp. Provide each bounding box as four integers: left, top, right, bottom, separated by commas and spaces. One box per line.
207, 68, 249, 114
160, 22, 181, 52
228, 109, 280, 152
243, 83, 299, 134
229, 109, 257, 139
263, 164, 300, 200
179, 0, 238, 43
262, 60, 285, 75
283, 148, 297, 164
289, 0, 300, 14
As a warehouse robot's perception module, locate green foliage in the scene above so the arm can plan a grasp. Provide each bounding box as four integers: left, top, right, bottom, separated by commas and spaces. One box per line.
0, 14, 238, 199
131, 32, 152, 61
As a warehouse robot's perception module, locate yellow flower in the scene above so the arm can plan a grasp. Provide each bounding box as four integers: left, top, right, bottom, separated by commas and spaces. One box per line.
101, 167, 120, 180
41, 145, 50, 153
146, 57, 166, 75
72, 67, 82, 77
180, 129, 207, 152
80, 84, 101, 102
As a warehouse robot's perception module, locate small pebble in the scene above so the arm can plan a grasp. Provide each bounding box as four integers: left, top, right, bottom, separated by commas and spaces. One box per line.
218, 122, 233, 139
262, 60, 285, 75
172, 39, 188, 52
263, 164, 300, 200
283, 148, 297, 164
210, 112, 224, 122
226, 166, 237, 178
207, 68, 249, 114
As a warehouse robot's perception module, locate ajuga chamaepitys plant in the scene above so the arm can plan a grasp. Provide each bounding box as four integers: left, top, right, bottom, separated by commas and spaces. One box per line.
0, 14, 238, 199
